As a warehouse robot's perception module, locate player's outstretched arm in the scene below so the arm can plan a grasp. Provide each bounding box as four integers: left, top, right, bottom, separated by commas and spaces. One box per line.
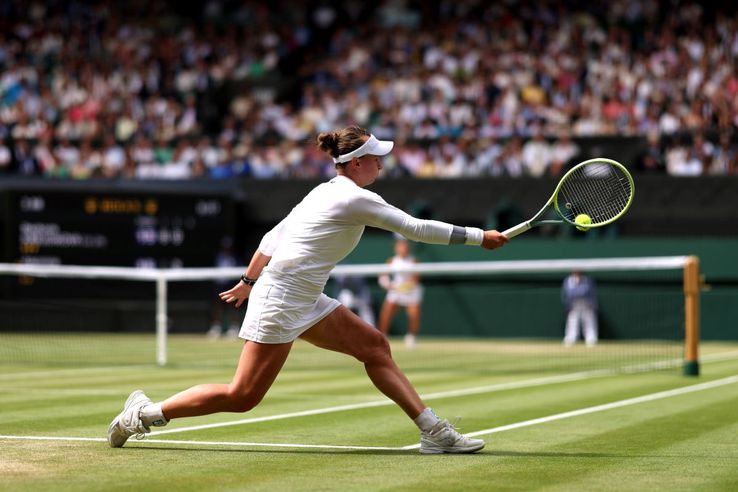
481, 230, 509, 250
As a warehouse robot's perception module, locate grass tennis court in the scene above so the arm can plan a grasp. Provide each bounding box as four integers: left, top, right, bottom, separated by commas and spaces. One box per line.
2, 336, 738, 491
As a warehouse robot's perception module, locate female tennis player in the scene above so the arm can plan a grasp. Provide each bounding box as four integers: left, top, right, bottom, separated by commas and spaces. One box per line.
378, 236, 423, 349
108, 126, 508, 454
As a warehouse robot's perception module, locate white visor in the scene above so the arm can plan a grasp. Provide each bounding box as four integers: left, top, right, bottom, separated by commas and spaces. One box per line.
333, 135, 394, 164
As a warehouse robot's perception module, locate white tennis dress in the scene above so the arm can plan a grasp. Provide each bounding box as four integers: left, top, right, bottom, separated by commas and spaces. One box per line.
240, 175, 483, 343
385, 256, 423, 306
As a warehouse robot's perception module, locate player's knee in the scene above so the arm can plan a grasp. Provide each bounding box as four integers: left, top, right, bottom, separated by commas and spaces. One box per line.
356, 330, 392, 364
226, 387, 263, 413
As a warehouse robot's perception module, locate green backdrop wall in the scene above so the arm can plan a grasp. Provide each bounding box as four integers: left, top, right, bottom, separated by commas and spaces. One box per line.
335, 235, 737, 341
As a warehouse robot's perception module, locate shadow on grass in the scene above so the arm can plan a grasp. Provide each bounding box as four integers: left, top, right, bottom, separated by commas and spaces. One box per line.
486, 449, 630, 459
125, 446, 632, 459
125, 445, 487, 457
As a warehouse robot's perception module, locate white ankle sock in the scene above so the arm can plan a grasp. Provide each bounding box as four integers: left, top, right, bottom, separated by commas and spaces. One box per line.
414, 407, 441, 432
140, 403, 168, 427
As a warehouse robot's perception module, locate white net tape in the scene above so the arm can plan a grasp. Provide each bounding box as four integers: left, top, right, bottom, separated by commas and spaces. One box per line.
0, 256, 688, 281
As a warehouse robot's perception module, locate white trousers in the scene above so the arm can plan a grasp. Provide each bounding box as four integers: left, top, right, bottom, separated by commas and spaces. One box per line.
564, 301, 598, 346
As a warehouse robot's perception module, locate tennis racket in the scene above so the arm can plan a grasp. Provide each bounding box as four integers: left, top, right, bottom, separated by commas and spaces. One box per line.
502, 158, 635, 239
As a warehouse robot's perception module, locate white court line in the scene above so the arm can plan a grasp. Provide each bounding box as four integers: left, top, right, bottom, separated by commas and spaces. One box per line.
0, 436, 106, 443
138, 439, 400, 451
2, 374, 736, 452
401, 374, 738, 449
0, 435, 397, 451
150, 351, 738, 437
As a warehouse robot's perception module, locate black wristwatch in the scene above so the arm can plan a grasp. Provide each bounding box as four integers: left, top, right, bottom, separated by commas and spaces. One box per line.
240, 274, 257, 286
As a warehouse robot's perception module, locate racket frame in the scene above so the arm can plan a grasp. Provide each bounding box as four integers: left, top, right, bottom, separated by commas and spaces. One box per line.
502, 158, 635, 239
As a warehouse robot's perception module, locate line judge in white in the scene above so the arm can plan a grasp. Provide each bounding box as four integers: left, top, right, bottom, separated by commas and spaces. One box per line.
108, 126, 509, 454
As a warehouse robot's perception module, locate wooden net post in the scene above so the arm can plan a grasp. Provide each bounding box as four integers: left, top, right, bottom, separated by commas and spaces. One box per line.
683, 256, 700, 376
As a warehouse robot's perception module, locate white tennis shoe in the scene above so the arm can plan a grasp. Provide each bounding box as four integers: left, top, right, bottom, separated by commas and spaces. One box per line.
420, 419, 485, 454
107, 390, 153, 448
404, 334, 417, 349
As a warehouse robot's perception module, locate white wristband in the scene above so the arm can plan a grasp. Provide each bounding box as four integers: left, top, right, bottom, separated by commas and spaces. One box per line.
465, 227, 484, 246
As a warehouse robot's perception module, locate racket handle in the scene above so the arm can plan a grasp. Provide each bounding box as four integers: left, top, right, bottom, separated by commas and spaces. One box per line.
502, 221, 531, 239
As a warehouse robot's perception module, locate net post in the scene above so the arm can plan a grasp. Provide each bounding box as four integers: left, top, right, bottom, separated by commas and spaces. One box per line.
683, 256, 700, 376
156, 274, 168, 367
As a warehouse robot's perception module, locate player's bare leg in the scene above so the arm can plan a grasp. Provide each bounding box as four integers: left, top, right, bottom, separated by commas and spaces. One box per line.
108, 341, 292, 447
378, 300, 399, 335
301, 305, 424, 417
161, 341, 292, 418
405, 303, 421, 348
300, 306, 483, 454
406, 304, 421, 336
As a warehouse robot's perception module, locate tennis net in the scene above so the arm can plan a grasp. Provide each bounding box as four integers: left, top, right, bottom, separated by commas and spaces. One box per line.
0, 256, 700, 375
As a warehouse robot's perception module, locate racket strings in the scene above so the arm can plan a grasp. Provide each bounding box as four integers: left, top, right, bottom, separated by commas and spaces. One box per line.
557, 163, 632, 224
572, 168, 629, 222
570, 170, 624, 220
564, 173, 628, 223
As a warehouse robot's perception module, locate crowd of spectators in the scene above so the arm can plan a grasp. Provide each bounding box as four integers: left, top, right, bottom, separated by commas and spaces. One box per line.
0, 0, 737, 180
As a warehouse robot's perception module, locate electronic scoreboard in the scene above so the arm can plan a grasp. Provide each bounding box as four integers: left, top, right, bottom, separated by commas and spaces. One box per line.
7, 190, 234, 267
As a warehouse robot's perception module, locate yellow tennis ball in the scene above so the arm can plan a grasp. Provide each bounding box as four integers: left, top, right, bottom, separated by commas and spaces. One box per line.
575, 214, 592, 231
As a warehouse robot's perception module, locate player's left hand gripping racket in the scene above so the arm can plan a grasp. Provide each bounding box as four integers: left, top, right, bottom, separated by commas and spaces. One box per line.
502, 158, 635, 239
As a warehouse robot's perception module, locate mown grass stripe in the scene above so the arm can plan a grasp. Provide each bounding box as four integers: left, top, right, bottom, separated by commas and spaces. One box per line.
3, 375, 735, 454
0, 435, 402, 451
148, 357, 725, 437
144, 372, 606, 437
404, 374, 738, 450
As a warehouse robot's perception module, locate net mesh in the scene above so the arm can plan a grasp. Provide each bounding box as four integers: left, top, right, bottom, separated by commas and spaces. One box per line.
555, 160, 633, 225
0, 258, 691, 375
